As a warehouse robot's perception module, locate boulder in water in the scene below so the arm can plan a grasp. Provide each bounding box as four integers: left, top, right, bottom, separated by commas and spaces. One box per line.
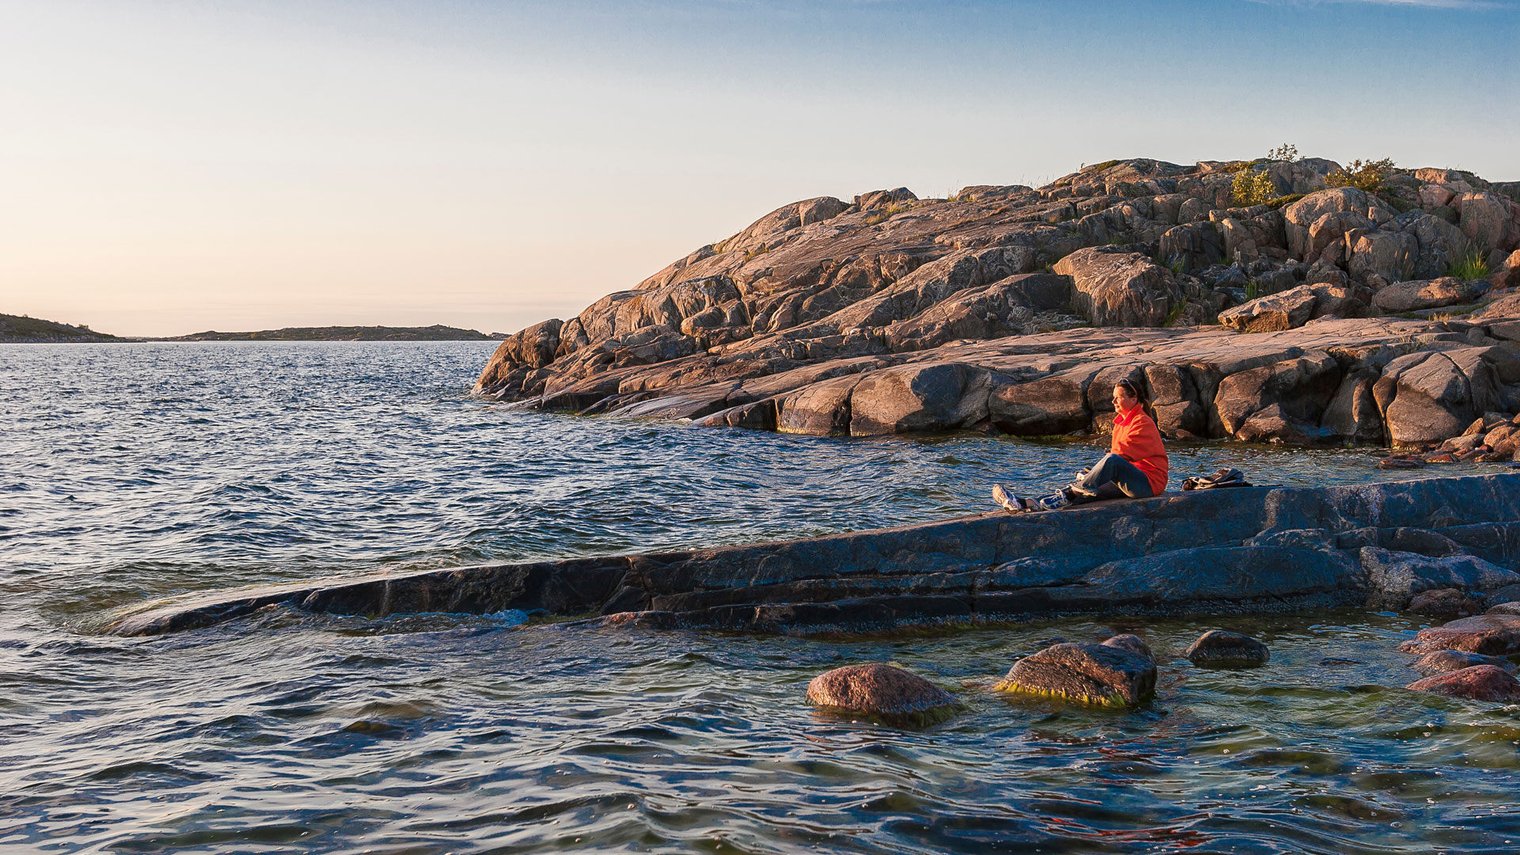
1406, 664, 1520, 702
1410, 649, 1514, 677
1184, 629, 1270, 667
806, 663, 961, 726
994, 642, 1156, 708
1399, 613, 1520, 655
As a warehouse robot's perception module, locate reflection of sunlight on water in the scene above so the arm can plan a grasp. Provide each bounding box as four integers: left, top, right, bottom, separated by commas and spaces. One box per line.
6, 343, 1520, 851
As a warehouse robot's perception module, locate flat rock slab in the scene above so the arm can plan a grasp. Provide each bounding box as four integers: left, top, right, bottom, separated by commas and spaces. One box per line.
107, 473, 1520, 638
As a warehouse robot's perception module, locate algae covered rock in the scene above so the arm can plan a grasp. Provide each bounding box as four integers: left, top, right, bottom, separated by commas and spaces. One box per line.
994, 641, 1156, 708
806, 663, 961, 726
1184, 629, 1269, 667
1406, 664, 1520, 702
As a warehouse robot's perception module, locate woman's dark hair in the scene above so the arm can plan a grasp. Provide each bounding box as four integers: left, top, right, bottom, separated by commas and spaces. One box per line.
1114, 378, 1154, 420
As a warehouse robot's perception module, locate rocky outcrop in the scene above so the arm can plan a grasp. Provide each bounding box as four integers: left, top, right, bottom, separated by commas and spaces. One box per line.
994, 641, 1156, 708
806, 663, 961, 726
474, 156, 1520, 452
109, 473, 1520, 638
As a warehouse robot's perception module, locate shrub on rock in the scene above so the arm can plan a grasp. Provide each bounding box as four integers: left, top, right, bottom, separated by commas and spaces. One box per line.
1406, 664, 1520, 702
1184, 629, 1270, 667
994, 642, 1156, 708
806, 663, 961, 726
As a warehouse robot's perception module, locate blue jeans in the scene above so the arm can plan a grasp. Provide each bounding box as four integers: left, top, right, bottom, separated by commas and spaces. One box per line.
1070, 453, 1154, 503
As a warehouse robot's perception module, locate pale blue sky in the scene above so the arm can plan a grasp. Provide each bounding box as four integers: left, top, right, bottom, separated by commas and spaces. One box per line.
1, 0, 1515, 336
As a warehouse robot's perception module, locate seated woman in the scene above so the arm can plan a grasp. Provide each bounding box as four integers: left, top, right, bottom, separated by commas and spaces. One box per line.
993, 378, 1168, 513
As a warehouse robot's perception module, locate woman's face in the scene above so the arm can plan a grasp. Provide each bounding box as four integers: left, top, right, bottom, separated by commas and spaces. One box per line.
1112, 384, 1138, 412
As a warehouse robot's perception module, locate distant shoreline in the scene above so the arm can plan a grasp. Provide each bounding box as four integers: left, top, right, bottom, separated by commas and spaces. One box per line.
1, 314, 501, 343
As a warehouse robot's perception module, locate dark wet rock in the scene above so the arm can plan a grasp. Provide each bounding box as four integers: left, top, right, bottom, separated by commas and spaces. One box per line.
994, 642, 1156, 708
1101, 633, 1153, 661
1359, 547, 1520, 610
806, 663, 961, 725
1400, 613, 1520, 655
1406, 588, 1486, 619
1184, 630, 1269, 668
1406, 664, 1520, 702
1410, 649, 1514, 677
110, 473, 1520, 638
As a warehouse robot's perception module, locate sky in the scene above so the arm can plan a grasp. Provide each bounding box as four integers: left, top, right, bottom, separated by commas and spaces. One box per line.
0, 0, 1516, 337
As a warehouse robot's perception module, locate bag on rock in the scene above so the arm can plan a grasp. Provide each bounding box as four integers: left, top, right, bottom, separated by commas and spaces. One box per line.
1181, 467, 1250, 491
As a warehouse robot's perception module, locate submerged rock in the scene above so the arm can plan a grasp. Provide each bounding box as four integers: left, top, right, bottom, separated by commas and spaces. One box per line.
1406, 664, 1520, 702
1410, 649, 1514, 677
1184, 630, 1270, 668
1400, 613, 1520, 655
994, 642, 1156, 708
806, 663, 961, 726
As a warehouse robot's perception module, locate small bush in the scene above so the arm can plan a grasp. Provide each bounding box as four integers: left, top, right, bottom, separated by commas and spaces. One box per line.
1245, 279, 1261, 301
1232, 169, 1277, 207
1087, 159, 1122, 173
883, 201, 912, 216
1327, 158, 1396, 193
1266, 143, 1300, 163
1448, 250, 1491, 281
1266, 193, 1306, 210
863, 212, 888, 226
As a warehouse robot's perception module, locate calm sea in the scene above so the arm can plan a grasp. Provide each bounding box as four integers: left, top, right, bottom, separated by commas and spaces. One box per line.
3, 342, 1518, 853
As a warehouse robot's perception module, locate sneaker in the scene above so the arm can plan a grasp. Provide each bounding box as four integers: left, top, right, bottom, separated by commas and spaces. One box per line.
991, 483, 1022, 513
1034, 490, 1071, 511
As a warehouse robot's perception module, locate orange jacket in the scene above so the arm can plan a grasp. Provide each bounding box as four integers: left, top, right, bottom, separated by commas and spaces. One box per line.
1112, 405, 1168, 495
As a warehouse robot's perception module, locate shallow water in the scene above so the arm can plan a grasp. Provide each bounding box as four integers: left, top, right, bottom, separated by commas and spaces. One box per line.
3, 342, 1518, 853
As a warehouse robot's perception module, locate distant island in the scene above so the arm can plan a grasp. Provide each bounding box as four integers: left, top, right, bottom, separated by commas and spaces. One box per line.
0, 313, 121, 343
163, 324, 494, 342
1, 315, 498, 343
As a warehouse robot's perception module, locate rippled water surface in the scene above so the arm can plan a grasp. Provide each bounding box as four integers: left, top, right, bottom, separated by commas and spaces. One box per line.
3, 342, 1519, 853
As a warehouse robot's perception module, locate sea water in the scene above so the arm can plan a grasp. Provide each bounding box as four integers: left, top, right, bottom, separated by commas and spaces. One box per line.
2, 342, 1518, 852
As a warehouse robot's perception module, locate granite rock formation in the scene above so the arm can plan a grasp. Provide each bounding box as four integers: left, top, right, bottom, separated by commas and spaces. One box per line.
110, 473, 1520, 638
476, 158, 1520, 450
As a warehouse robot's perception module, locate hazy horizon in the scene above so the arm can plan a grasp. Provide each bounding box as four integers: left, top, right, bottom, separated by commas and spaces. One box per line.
2, 0, 1516, 338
